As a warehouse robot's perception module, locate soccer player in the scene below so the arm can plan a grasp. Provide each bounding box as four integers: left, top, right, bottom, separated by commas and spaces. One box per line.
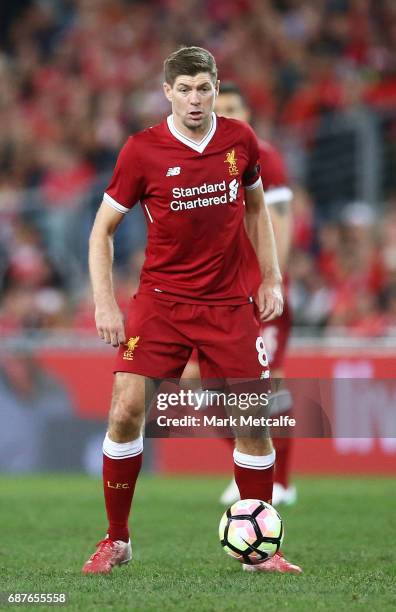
84, 47, 301, 575
215, 83, 296, 507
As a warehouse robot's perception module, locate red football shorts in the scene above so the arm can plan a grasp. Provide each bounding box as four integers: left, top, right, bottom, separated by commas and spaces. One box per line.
259, 298, 291, 371
114, 293, 269, 381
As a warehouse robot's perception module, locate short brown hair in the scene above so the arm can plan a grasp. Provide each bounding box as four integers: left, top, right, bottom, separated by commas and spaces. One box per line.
164, 46, 218, 86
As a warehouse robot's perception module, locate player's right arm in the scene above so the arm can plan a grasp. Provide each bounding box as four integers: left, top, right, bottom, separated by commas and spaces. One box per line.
90, 136, 145, 346
89, 202, 126, 347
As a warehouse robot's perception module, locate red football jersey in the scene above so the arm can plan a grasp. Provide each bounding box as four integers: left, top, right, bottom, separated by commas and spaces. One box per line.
104, 113, 262, 304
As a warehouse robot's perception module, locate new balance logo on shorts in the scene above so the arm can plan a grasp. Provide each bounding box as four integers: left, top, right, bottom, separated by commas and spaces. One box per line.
166, 167, 181, 176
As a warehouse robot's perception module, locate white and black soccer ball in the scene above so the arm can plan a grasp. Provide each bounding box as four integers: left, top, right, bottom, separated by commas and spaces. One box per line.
219, 498, 283, 565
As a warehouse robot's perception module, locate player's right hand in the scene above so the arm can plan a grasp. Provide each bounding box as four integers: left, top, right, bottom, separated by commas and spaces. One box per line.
95, 305, 126, 347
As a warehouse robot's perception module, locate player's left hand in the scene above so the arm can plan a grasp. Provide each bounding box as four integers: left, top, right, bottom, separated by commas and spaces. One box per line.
256, 281, 283, 322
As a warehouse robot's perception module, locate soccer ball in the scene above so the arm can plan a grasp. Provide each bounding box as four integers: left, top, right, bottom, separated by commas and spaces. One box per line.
219, 499, 283, 565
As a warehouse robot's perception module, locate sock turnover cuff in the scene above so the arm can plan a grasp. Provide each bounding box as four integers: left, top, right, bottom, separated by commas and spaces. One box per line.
233, 448, 276, 470
103, 433, 143, 459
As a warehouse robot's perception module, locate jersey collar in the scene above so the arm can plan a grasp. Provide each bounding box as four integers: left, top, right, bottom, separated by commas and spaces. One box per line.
167, 112, 217, 153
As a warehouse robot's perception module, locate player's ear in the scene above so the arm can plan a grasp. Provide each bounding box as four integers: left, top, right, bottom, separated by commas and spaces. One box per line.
215, 80, 220, 96
163, 82, 172, 102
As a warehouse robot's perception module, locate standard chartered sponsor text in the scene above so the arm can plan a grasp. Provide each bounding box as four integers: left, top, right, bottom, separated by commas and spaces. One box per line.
171, 180, 228, 211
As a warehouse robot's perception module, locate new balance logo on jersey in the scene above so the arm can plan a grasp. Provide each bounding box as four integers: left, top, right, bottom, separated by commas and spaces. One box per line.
166, 167, 181, 176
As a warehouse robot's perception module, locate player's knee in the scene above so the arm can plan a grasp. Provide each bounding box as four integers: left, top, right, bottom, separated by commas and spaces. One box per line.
109, 400, 143, 436
109, 383, 145, 438
108, 373, 145, 437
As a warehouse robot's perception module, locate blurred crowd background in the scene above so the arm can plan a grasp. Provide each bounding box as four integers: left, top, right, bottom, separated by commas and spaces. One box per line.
1, 0, 396, 338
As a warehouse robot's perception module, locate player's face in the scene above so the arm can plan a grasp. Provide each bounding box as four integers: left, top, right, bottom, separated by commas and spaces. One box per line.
215, 93, 250, 122
164, 73, 219, 135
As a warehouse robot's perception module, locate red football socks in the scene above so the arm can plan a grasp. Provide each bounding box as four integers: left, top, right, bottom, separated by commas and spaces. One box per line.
233, 448, 275, 504
270, 390, 294, 488
273, 436, 293, 488
102, 434, 143, 542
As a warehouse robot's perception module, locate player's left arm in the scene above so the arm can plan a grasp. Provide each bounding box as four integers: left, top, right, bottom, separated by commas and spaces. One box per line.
245, 184, 283, 322
260, 144, 293, 273
268, 199, 292, 273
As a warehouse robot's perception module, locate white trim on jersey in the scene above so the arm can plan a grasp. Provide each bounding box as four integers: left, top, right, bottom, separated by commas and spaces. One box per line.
103, 192, 130, 214
166, 113, 217, 153
264, 186, 293, 206
244, 176, 262, 191
144, 204, 154, 223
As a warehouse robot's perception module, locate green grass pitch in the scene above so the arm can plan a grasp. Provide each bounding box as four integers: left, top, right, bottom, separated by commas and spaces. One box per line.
0, 475, 395, 611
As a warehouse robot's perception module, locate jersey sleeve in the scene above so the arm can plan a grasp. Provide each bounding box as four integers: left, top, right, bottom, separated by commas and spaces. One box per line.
259, 144, 293, 206
242, 124, 262, 191
103, 136, 145, 213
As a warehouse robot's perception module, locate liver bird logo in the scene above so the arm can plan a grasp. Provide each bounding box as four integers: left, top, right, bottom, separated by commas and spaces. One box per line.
225, 149, 239, 176
123, 336, 140, 360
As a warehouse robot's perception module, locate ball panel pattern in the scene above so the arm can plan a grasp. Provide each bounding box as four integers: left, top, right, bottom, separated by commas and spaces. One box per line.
219, 499, 283, 565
